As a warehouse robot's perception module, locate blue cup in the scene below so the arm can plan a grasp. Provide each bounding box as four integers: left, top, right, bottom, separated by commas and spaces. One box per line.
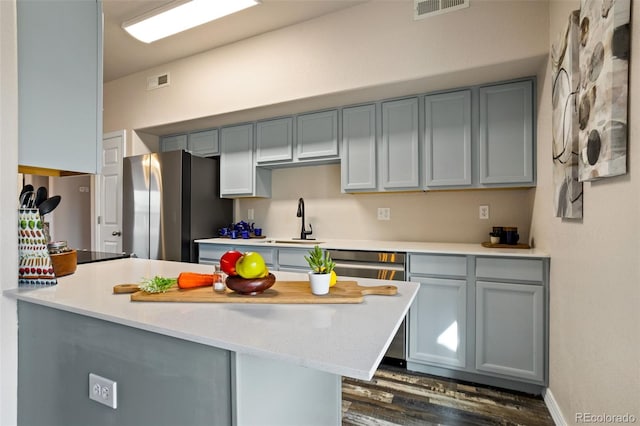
218, 227, 228, 237
241, 230, 249, 239
230, 230, 238, 239
253, 228, 262, 237
504, 227, 519, 245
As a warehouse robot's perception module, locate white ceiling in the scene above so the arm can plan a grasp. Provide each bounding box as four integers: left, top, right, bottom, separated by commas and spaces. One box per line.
103, 0, 365, 82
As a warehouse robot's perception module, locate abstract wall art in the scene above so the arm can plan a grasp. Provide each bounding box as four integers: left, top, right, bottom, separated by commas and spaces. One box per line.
577, 0, 630, 181
552, 10, 583, 218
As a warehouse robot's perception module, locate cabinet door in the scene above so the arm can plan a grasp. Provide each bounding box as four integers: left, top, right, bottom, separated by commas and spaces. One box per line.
424, 90, 472, 187
476, 281, 544, 382
341, 104, 376, 191
296, 110, 339, 159
381, 98, 420, 190
408, 277, 466, 368
220, 124, 255, 196
17, 0, 102, 174
161, 134, 188, 152
479, 80, 534, 185
188, 129, 219, 157
256, 117, 293, 163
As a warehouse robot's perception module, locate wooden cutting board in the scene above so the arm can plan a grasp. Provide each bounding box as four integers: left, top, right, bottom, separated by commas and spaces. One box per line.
113, 281, 397, 304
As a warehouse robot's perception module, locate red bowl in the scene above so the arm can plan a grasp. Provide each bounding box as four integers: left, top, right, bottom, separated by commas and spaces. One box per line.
225, 273, 276, 295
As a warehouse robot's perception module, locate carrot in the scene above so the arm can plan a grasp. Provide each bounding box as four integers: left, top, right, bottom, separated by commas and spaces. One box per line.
177, 272, 215, 289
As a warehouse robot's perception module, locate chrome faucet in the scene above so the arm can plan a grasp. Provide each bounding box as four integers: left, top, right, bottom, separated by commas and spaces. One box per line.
296, 197, 313, 240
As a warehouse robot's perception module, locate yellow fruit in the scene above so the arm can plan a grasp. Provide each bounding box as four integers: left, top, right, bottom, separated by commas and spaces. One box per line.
259, 267, 270, 278
329, 270, 337, 287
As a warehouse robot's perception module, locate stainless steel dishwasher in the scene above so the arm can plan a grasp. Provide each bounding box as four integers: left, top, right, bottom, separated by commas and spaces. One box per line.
328, 249, 407, 366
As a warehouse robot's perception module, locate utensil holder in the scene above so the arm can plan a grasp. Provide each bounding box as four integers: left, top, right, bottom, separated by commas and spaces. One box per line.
18, 208, 57, 286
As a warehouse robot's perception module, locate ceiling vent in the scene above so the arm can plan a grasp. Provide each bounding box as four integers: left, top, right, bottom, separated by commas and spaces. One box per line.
414, 0, 469, 20
147, 72, 170, 91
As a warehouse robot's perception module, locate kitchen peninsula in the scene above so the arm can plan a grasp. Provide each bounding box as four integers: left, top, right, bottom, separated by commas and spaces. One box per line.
5, 258, 418, 426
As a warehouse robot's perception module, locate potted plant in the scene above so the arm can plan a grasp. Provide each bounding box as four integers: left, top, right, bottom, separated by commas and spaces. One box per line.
304, 245, 336, 295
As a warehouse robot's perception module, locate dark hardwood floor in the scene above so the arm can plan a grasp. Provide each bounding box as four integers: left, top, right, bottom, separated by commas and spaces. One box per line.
342, 365, 554, 426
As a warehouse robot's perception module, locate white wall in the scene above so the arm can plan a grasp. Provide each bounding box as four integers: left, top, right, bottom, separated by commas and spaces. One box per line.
104, 0, 548, 242
530, 1, 640, 423
49, 175, 92, 249
0, 0, 19, 424
104, 1, 549, 148
240, 164, 534, 243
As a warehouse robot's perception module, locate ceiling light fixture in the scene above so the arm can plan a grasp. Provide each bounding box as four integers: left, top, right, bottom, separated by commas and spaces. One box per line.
122, 0, 261, 44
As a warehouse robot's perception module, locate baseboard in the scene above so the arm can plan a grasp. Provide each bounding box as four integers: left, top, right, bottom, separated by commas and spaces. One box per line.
543, 387, 567, 426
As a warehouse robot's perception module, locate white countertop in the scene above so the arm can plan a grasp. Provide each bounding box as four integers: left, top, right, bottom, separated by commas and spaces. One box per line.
5, 258, 419, 381
195, 237, 549, 258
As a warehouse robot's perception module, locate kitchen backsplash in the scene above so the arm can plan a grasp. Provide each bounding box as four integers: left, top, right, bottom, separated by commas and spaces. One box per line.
237, 164, 534, 244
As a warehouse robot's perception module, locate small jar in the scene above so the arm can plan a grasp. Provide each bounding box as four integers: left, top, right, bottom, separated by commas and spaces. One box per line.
47, 240, 69, 254
213, 265, 226, 293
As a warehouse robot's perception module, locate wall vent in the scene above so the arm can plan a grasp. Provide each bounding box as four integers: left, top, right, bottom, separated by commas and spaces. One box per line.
414, 0, 469, 20
147, 72, 170, 91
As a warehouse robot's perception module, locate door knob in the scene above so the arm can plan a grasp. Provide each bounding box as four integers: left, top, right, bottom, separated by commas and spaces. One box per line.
112, 231, 122, 236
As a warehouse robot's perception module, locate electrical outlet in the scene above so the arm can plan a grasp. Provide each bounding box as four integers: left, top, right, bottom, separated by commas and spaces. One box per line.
248, 208, 254, 220
377, 207, 391, 221
479, 205, 489, 220
89, 373, 117, 409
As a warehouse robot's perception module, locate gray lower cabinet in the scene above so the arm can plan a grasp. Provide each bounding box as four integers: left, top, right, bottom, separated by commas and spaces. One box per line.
220, 124, 271, 198
296, 110, 339, 160
199, 243, 276, 268
407, 253, 548, 394
160, 134, 188, 152
479, 80, 534, 185
18, 0, 102, 174
198, 243, 235, 265
381, 97, 420, 190
341, 104, 377, 192
475, 280, 544, 382
408, 276, 467, 368
424, 90, 472, 188
277, 247, 310, 272
18, 301, 232, 426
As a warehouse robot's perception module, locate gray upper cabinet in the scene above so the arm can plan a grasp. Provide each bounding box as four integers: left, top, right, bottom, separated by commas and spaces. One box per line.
479, 80, 534, 185
341, 104, 377, 192
296, 110, 339, 160
424, 90, 472, 188
381, 98, 420, 190
17, 0, 102, 174
256, 117, 293, 164
188, 129, 219, 157
220, 124, 271, 198
160, 134, 188, 152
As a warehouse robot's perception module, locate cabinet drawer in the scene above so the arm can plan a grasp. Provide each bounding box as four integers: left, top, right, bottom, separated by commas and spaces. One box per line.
278, 248, 308, 268
198, 244, 233, 263
476, 258, 543, 282
409, 254, 467, 277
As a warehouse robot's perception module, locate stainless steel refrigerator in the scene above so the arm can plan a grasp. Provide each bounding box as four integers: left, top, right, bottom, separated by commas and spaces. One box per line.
123, 150, 232, 262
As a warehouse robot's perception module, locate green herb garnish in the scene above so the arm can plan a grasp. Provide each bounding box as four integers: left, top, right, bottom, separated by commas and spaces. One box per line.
139, 276, 177, 293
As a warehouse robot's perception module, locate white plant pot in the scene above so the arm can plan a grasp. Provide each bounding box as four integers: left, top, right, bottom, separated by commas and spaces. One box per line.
308, 272, 331, 295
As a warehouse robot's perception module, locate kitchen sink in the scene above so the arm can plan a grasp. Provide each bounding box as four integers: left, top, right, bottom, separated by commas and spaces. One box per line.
260, 239, 324, 245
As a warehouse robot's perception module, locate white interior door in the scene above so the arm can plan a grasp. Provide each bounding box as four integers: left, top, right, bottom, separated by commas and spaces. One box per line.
96, 130, 125, 253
